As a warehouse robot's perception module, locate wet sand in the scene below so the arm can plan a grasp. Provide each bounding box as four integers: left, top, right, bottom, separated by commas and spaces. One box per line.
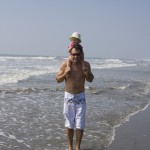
105, 105, 150, 150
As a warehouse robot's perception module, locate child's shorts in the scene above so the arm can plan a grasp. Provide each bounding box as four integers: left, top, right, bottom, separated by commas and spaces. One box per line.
63, 91, 86, 129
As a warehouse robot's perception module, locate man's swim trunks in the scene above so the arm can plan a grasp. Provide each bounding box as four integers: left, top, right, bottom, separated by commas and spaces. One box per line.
63, 91, 86, 129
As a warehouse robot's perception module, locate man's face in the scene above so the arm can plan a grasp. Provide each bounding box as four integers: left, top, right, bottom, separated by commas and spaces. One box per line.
70, 48, 82, 63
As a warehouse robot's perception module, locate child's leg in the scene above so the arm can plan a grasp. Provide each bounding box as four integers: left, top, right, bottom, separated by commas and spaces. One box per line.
66, 56, 72, 78
67, 55, 72, 68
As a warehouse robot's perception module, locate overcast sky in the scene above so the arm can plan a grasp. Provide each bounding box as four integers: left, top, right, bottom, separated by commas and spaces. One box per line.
0, 0, 150, 59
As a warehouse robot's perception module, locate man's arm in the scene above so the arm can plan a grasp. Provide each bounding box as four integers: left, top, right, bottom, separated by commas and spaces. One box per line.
56, 61, 71, 83
82, 61, 94, 82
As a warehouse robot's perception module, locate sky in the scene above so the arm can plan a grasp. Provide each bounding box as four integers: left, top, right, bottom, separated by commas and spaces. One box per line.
0, 0, 150, 59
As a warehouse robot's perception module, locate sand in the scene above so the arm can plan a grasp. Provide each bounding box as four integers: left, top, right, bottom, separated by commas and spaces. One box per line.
105, 105, 150, 150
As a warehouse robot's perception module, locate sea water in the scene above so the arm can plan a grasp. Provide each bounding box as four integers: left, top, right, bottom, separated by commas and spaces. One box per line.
0, 55, 150, 149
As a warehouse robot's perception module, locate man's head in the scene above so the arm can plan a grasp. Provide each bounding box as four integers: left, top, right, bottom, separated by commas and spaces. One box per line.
70, 45, 83, 63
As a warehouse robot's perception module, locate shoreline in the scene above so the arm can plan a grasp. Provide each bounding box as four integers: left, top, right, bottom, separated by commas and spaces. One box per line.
105, 104, 150, 150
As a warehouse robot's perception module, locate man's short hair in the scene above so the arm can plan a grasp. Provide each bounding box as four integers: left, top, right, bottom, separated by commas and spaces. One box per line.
70, 44, 83, 53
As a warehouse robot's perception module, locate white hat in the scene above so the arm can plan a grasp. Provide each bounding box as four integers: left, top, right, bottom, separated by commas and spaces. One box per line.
69, 32, 81, 43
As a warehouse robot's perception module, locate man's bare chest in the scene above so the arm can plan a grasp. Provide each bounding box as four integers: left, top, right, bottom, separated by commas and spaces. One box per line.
70, 66, 84, 78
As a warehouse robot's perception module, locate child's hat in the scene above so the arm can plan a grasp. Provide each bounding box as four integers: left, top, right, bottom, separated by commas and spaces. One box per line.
69, 32, 81, 43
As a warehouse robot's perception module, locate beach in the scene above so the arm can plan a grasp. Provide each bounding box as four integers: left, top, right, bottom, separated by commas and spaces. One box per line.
0, 55, 150, 149
105, 104, 150, 150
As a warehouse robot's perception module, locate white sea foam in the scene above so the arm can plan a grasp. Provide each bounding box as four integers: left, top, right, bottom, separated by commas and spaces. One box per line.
116, 86, 128, 90
0, 56, 137, 85
104, 59, 122, 63
0, 56, 56, 61
90, 58, 136, 69
0, 68, 58, 85
91, 62, 136, 69
0, 56, 60, 85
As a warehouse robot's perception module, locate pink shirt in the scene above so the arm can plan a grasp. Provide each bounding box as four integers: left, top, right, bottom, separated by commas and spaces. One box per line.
68, 42, 82, 51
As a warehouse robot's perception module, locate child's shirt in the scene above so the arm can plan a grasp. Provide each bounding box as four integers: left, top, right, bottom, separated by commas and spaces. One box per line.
68, 42, 83, 53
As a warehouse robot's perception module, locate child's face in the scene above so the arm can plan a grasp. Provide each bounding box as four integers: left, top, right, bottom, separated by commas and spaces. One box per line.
72, 38, 80, 44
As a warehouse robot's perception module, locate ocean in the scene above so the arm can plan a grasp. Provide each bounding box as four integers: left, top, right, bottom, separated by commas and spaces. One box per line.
0, 55, 150, 150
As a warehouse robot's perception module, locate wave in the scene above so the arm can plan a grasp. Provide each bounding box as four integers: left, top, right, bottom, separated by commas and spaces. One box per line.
88, 81, 150, 97
0, 56, 138, 85
85, 84, 130, 95
0, 83, 132, 95
0, 87, 65, 94
0, 68, 58, 85
0, 56, 57, 62
91, 58, 136, 69
91, 63, 136, 69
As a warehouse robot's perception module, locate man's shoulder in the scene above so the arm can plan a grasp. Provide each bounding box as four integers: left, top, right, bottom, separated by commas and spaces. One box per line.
83, 60, 89, 63
61, 60, 68, 65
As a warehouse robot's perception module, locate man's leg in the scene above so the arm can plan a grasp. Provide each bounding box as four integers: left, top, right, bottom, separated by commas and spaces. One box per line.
76, 129, 84, 150
66, 128, 74, 150
75, 93, 86, 150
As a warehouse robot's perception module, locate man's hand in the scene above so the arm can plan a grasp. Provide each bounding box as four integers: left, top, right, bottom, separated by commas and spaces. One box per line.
82, 62, 89, 75
81, 61, 94, 82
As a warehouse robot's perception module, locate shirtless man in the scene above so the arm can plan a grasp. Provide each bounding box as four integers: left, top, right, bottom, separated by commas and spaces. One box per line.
56, 45, 94, 150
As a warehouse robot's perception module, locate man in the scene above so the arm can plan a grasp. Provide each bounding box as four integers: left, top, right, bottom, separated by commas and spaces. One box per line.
56, 45, 94, 150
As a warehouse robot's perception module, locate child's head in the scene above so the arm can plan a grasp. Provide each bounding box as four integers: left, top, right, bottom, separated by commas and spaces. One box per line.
69, 32, 81, 43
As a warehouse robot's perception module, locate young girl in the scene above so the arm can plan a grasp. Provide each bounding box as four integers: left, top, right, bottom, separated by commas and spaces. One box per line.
67, 32, 84, 67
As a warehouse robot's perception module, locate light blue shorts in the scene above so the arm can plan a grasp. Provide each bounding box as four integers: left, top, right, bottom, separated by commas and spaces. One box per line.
63, 91, 86, 129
